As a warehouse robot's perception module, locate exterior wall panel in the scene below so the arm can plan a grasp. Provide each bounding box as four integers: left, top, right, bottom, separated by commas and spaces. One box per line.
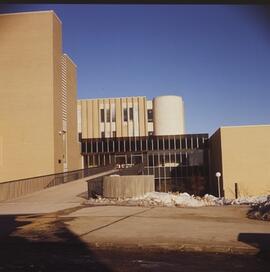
220, 126, 270, 198
0, 12, 55, 182
78, 96, 149, 139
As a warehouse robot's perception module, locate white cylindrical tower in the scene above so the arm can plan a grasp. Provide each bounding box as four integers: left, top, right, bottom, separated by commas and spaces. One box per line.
153, 95, 185, 136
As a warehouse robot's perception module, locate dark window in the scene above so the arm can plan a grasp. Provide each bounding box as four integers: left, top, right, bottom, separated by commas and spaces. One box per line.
87, 141, 91, 153
109, 139, 114, 152
104, 140, 108, 152
82, 142, 86, 153
142, 138, 147, 151
120, 139, 124, 152
176, 138, 180, 149
92, 141, 97, 153
125, 139, 130, 151
187, 137, 191, 149
112, 131, 116, 138
148, 131, 153, 136
123, 108, 128, 122
181, 137, 186, 149
100, 109, 104, 122
111, 107, 116, 122
148, 138, 153, 150
165, 154, 170, 163
147, 109, 153, 122
158, 139, 164, 150
129, 107, 133, 121
106, 109, 110, 122
148, 155, 154, 166
153, 138, 158, 150
164, 138, 169, 150
131, 139, 135, 151
101, 132, 105, 138
154, 155, 159, 166
170, 138, 175, 150
98, 140, 102, 152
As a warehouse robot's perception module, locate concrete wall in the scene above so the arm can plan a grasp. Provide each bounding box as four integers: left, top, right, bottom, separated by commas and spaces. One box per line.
103, 175, 155, 198
77, 96, 149, 138
210, 125, 270, 198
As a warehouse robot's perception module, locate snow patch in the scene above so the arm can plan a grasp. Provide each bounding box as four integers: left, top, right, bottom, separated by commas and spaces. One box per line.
86, 191, 270, 208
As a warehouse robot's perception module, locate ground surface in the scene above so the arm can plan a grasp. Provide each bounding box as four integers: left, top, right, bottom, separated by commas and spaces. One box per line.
0, 179, 269, 271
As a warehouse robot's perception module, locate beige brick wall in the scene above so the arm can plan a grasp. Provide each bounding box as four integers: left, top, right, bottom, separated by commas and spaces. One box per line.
0, 11, 82, 182
210, 125, 270, 198
0, 11, 56, 182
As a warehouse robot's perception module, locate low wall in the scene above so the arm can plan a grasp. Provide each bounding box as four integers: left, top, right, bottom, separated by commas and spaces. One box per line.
103, 175, 155, 198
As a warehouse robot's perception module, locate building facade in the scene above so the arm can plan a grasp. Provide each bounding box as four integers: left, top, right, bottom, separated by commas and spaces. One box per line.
81, 134, 209, 194
77, 95, 185, 139
78, 95, 207, 194
78, 96, 151, 139
209, 125, 270, 198
0, 11, 81, 182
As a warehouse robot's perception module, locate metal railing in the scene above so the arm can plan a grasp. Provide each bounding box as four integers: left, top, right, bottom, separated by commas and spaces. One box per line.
0, 165, 115, 202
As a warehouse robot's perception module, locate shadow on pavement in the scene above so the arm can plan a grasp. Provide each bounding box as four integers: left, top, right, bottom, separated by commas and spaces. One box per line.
0, 214, 270, 271
238, 233, 270, 259
0, 214, 112, 271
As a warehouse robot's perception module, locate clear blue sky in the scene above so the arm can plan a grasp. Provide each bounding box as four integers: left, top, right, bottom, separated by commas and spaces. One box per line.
1, 4, 270, 135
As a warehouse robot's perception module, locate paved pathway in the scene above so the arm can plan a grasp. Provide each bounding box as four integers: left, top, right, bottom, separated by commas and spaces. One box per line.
0, 169, 118, 214
62, 205, 270, 254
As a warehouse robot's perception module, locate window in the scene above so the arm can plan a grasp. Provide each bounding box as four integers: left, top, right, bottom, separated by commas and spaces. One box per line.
100, 109, 104, 122
101, 131, 105, 138
123, 108, 128, 122
111, 106, 116, 122
129, 107, 133, 121
112, 131, 116, 138
148, 131, 153, 136
106, 109, 110, 122
147, 109, 153, 122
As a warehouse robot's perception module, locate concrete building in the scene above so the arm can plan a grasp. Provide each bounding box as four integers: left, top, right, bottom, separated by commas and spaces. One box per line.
77, 95, 185, 139
209, 125, 270, 198
0, 11, 81, 183
78, 96, 207, 194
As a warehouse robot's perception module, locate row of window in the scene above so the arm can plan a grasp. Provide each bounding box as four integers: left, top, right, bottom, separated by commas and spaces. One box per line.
100, 108, 153, 123
81, 134, 208, 154
84, 153, 207, 179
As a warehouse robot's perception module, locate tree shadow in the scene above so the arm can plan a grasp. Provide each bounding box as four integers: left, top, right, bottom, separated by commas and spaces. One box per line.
0, 214, 112, 271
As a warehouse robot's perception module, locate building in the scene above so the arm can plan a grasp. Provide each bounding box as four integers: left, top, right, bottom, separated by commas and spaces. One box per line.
81, 133, 209, 194
77, 96, 151, 138
0, 11, 81, 183
1, 11, 268, 199
209, 125, 270, 198
78, 95, 209, 194
77, 95, 185, 139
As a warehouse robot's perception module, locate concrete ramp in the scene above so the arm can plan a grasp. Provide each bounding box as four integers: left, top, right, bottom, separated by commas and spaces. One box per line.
0, 169, 118, 215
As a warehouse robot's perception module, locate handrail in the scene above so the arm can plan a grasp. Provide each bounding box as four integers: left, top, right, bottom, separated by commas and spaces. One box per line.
0, 164, 115, 202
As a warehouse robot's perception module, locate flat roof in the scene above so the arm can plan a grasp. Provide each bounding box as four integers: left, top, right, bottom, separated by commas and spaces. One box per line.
0, 10, 62, 24
220, 124, 270, 129
78, 96, 148, 101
